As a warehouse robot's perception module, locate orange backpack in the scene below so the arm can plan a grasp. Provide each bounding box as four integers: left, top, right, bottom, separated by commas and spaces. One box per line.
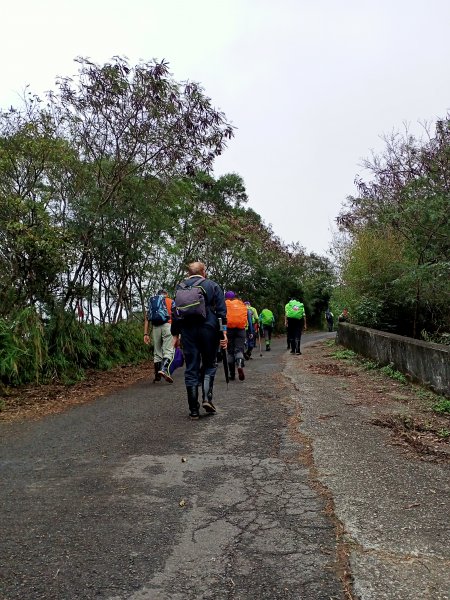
226, 298, 248, 328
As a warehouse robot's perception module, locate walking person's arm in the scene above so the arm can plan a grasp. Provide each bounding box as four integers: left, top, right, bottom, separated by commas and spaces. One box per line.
144, 314, 151, 345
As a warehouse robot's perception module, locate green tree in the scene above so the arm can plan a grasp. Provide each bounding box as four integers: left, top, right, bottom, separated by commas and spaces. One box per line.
337, 117, 450, 338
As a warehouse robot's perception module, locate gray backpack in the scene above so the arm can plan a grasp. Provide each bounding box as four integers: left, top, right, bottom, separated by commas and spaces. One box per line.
173, 278, 207, 320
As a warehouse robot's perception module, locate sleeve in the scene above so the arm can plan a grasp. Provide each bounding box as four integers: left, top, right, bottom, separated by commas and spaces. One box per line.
247, 310, 254, 334
212, 282, 227, 325
170, 302, 181, 335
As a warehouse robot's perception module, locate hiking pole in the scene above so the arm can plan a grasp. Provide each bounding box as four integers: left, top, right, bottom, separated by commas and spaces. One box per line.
258, 329, 262, 357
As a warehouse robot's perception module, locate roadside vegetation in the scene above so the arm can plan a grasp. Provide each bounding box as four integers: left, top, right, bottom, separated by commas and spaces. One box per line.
331, 117, 450, 344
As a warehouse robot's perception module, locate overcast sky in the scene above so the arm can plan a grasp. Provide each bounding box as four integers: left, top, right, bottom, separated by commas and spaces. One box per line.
2, 0, 450, 255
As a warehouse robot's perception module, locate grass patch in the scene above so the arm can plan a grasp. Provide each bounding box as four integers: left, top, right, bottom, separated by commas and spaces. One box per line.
437, 428, 450, 439
331, 349, 357, 360
380, 363, 407, 384
361, 359, 379, 370
432, 397, 450, 415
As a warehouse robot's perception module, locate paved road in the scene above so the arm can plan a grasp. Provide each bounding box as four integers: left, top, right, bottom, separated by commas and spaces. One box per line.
4, 331, 448, 600
1, 332, 344, 600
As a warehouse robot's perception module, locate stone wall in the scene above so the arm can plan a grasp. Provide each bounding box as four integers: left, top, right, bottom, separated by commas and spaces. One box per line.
336, 323, 450, 397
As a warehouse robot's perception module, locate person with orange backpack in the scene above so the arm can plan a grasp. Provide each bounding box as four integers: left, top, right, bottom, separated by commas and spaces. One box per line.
225, 291, 252, 381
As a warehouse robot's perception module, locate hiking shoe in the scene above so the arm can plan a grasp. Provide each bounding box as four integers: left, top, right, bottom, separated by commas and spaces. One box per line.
296, 351, 302, 355
237, 367, 245, 381
158, 364, 173, 383
202, 399, 216, 414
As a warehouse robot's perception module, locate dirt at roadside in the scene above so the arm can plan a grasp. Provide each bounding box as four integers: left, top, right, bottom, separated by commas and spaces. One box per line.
300, 341, 450, 463
0, 360, 154, 423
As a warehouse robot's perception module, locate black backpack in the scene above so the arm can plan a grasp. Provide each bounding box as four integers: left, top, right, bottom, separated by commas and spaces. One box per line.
173, 278, 207, 320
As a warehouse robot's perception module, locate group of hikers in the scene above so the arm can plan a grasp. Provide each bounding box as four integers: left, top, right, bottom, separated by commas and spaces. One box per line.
143, 261, 309, 420
324, 307, 351, 332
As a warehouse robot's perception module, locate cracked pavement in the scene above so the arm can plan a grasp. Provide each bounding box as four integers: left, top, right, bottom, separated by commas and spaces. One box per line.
2, 332, 448, 599
1, 333, 344, 599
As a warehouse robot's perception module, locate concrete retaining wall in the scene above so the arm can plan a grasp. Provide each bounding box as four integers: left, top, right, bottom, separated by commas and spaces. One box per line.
337, 323, 450, 397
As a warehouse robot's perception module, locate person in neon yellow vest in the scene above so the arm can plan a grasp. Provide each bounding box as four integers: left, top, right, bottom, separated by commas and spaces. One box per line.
285, 297, 307, 355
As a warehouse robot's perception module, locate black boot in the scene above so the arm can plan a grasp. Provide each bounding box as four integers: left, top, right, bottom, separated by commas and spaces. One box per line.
158, 358, 173, 383
153, 361, 162, 383
296, 340, 302, 355
186, 386, 200, 420
228, 361, 235, 381
202, 375, 216, 414
290, 340, 296, 354
236, 358, 245, 381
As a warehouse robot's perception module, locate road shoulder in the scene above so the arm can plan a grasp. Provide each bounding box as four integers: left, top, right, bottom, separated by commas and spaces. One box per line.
286, 339, 450, 600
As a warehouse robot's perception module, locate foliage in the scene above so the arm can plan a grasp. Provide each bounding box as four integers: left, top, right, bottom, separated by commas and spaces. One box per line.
335, 117, 450, 339
437, 428, 450, 439
361, 359, 379, 371
0, 308, 149, 387
0, 307, 45, 385
0, 57, 335, 386
379, 363, 407, 384
432, 397, 450, 415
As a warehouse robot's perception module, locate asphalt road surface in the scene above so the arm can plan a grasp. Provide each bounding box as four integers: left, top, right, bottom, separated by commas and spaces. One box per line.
1, 332, 345, 600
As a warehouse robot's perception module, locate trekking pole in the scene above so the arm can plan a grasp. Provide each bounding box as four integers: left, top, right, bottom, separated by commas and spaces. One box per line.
258, 329, 262, 357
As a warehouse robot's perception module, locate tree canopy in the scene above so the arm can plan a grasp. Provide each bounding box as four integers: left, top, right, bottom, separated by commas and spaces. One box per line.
335, 118, 450, 341
0, 57, 334, 386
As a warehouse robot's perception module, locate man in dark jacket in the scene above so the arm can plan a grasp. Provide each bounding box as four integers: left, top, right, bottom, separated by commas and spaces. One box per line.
171, 262, 228, 420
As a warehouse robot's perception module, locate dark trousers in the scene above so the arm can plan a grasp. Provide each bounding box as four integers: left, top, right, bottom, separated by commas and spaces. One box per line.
181, 325, 219, 387
262, 325, 273, 345
227, 328, 246, 364
287, 318, 304, 351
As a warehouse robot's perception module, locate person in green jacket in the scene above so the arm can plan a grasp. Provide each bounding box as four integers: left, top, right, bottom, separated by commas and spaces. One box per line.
285, 297, 307, 355
244, 301, 259, 359
259, 308, 275, 351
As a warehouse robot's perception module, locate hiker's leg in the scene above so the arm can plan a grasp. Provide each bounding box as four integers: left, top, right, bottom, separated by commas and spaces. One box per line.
181, 327, 201, 418
161, 323, 175, 362
234, 328, 246, 380
152, 325, 163, 363
158, 323, 175, 382
199, 326, 219, 413
186, 385, 200, 419
294, 320, 303, 354
227, 328, 237, 378
152, 325, 163, 381
266, 326, 272, 350
287, 319, 296, 353
182, 327, 201, 388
